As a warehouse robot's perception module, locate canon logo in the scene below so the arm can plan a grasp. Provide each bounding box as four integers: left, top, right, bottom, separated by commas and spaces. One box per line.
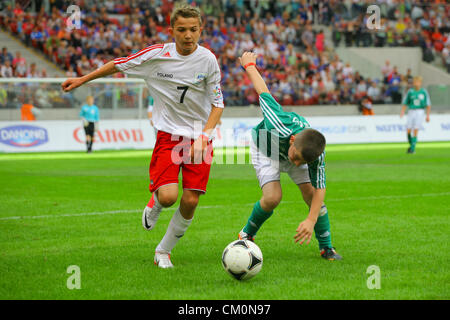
73, 127, 144, 144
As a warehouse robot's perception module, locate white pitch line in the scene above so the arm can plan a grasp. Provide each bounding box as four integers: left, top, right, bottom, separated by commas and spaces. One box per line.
296, 191, 450, 203
0, 192, 449, 221
0, 209, 137, 221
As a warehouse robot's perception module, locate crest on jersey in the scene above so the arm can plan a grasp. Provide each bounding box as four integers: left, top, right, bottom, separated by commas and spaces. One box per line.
292, 117, 303, 127
194, 72, 207, 84
418, 94, 424, 100
292, 116, 308, 128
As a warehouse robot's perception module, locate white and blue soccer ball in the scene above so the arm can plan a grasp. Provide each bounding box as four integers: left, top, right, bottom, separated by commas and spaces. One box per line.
221, 239, 263, 281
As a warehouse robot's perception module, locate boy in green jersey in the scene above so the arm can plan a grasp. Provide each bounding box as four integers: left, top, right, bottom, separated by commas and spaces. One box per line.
238, 52, 342, 260
400, 76, 431, 154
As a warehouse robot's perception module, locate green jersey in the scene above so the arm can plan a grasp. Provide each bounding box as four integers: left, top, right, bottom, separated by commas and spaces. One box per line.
252, 93, 326, 189
402, 88, 431, 109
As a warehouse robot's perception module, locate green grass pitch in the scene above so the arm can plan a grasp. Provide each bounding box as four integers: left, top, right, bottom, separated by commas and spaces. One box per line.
0, 142, 449, 300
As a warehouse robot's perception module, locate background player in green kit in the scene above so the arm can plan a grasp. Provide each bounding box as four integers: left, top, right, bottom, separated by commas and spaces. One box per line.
237, 52, 342, 261
400, 76, 431, 154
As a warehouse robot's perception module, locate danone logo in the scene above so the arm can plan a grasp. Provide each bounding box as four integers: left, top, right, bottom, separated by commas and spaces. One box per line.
0, 125, 48, 148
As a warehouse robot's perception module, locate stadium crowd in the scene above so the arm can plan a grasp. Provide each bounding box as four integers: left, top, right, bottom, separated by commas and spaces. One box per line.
0, 0, 449, 108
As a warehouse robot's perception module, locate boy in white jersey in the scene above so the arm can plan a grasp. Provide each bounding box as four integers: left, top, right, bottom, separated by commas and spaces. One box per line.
62, 4, 224, 268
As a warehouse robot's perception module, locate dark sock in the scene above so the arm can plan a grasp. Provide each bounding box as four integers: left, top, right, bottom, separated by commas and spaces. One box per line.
314, 205, 333, 250
411, 136, 417, 151
243, 201, 274, 237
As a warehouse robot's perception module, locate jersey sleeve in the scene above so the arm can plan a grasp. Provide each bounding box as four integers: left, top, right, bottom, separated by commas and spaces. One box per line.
308, 152, 326, 189
113, 44, 164, 78
258, 93, 293, 137
424, 89, 432, 106
206, 57, 225, 108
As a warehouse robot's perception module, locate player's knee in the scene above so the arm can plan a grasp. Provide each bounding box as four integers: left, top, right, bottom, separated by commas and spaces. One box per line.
181, 192, 200, 210
261, 193, 281, 211
157, 192, 178, 207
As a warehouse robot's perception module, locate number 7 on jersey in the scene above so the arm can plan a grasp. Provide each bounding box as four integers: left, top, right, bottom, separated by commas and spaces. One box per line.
177, 86, 189, 103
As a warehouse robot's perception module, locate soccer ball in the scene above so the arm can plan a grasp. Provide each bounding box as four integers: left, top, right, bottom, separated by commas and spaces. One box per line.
221, 239, 263, 280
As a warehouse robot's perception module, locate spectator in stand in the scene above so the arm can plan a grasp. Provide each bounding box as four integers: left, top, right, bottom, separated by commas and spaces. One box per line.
0, 47, 13, 64
35, 83, 52, 108
442, 43, 450, 72
0, 60, 13, 78
342, 62, 354, 78
26, 63, 40, 78
30, 26, 45, 51
446, 52, 450, 74
323, 73, 335, 92
301, 23, 314, 49
65, 65, 76, 78
431, 26, 444, 52
422, 38, 435, 63
382, 60, 393, 84
405, 68, 414, 85
315, 29, 325, 53
13, 3, 24, 16
386, 69, 403, 103
367, 81, 383, 104
387, 65, 399, 83
77, 55, 93, 76
12, 51, 27, 77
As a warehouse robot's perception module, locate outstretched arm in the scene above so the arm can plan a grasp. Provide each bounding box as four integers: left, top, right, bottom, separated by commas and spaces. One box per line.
239, 52, 269, 95
294, 187, 326, 245
61, 61, 119, 92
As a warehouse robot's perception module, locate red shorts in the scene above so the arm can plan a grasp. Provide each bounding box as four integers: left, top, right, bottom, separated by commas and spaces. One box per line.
149, 131, 213, 193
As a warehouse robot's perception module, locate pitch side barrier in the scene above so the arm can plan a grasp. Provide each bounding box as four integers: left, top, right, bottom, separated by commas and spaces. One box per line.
1, 115, 449, 155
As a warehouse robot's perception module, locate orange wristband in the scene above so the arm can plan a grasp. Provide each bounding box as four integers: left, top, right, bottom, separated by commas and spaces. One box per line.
244, 62, 256, 70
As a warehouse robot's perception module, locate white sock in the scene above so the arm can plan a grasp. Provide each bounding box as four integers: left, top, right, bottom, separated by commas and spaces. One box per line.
156, 208, 192, 254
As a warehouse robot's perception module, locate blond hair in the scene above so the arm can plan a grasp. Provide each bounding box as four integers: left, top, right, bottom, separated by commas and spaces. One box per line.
170, 2, 202, 27
86, 95, 94, 104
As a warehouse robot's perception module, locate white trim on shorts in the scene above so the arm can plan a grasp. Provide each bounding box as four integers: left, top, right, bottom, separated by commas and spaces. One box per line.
183, 188, 206, 194
153, 182, 178, 193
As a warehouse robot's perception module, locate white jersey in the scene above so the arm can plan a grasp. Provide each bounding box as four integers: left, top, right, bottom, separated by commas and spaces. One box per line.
114, 43, 224, 139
